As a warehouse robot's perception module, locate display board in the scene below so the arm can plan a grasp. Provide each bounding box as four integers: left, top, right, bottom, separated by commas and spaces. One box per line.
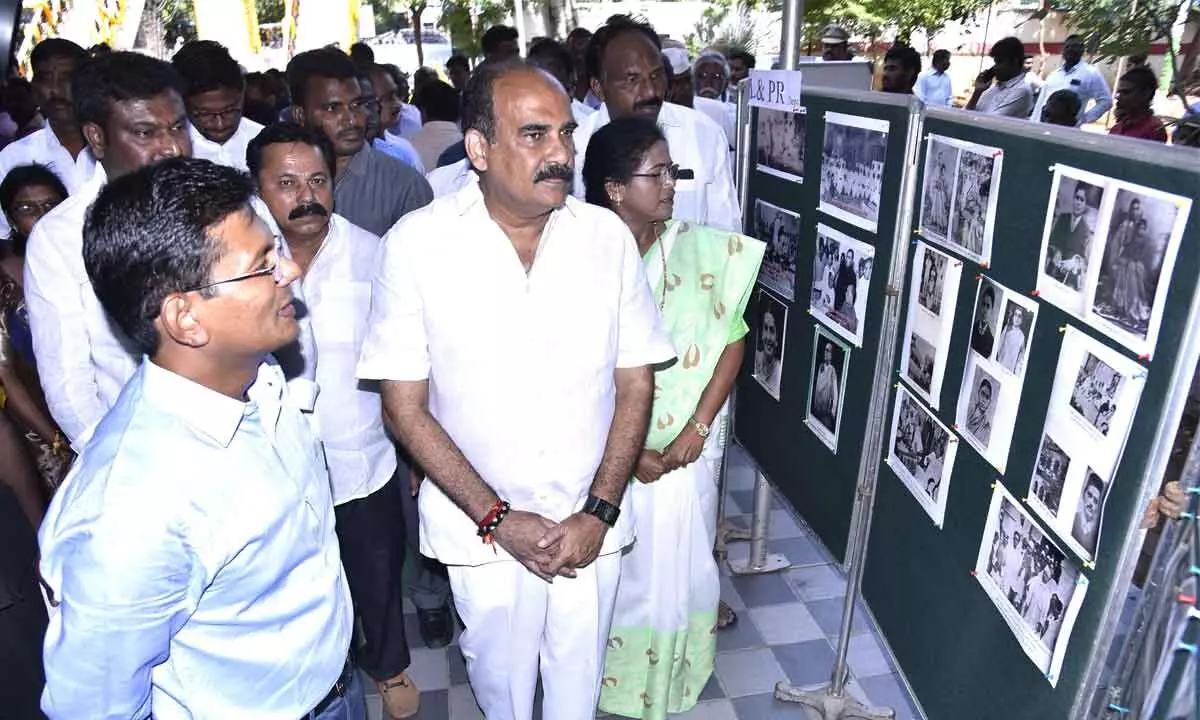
860, 109, 1200, 719
734, 87, 918, 562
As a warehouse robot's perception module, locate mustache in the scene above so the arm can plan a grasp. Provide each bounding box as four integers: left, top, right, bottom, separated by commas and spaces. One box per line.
634, 97, 663, 112
288, 202, 329, 220
534, 164, 573, 183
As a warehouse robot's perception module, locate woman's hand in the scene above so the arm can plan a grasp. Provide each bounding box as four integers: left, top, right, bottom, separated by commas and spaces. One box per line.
634, 449, 668, 484
662, 422, 704, 471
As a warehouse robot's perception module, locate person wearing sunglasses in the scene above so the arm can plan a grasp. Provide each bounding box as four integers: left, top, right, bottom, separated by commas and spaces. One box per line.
582, 116, 765, 719
39, 158, 358, 720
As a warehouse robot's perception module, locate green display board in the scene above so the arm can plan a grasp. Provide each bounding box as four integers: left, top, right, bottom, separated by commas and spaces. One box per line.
734, 87, 918, 562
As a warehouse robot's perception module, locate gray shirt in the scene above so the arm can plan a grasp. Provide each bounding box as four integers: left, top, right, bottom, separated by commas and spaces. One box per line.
335, 145, 433, 237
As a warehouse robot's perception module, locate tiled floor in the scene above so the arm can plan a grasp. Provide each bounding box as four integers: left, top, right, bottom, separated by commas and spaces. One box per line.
364, 444, 925, 719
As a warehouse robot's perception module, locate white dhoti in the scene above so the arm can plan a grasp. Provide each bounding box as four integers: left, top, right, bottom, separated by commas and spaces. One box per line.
448, 551, 623, 720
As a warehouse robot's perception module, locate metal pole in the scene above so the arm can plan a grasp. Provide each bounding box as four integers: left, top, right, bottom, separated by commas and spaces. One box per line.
775, 97, 924, 719
513, 0, 528, 56
778, 0, 804, 70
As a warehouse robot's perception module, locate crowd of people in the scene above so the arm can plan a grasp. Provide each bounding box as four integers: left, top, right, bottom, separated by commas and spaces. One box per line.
0, 13, 767, 720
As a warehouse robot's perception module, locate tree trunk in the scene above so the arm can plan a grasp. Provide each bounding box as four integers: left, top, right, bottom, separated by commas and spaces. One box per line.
412, 1, 427, 65
136, 0, 170, 58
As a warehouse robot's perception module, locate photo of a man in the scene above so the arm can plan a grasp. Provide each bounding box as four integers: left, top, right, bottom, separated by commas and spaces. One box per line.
971, 281, 999, 358
1044, 179, 1100, 291
1071, 470, 1107, 556
965, 370, 998, 447
754, 292, 788, 399
807, 328, 849, 450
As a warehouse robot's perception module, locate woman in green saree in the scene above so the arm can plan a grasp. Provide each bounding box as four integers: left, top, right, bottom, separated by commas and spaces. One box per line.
582, 117, 764, 719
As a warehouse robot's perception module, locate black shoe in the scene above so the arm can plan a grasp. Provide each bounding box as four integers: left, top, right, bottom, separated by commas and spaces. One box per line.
417, 605, 454, 648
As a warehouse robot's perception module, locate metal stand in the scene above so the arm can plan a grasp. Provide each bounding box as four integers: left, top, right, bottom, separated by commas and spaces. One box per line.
728, 470, 792, 575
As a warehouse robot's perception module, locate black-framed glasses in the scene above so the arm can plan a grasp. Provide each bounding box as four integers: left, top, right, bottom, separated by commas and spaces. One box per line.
183, 236, 284, 293
631, 163, 680, 183
189, 106, 243, 123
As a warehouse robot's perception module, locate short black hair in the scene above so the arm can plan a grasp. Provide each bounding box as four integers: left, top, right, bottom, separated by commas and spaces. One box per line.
414, 80, 461, 123
286, 47, 357, 108
0, 163, 68, 253
1043, 89, 1082, 122
481, 25, 519, 56
350, 41, 375, 68
462, 59, 531, 142
989, 37, 1026, 65
30, 38, 87, 72
1084, 472, 1104, 494
582, 116, 665, 209
981, 285, 995, 304
446, 54, 470, 73
172, 40, 245, 97
73, 51, 186, 129
528, 38, 573, 87
567, 27, 592, 43
1121, 65, 1158, 94
246, 122, 335, 182
932, 49, 951, 63
83, 157, 256, 355
586, 14, 661, 84
977, 378, 993, 395
727, 48, 755, 68
884, 45, 921, 80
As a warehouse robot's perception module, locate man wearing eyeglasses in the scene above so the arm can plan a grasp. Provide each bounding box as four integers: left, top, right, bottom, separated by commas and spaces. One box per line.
287, 48, 432, 237
39, 157, 358, 720
171, 40, 264, 172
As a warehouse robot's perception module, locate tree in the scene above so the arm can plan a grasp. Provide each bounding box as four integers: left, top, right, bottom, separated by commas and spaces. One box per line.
256, 0, 285, 24
411, 0, 428, 65
439, 0, 513, 60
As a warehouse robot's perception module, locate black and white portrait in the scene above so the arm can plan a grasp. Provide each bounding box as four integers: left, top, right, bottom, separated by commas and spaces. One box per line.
754, 200, 801, 301
917, 250, 947, 316
819, 112, 889, 233
811, 225, 874, 347
807, 329, 848, 451
921, 140, 956, 241
756, 107, 806, 184
996, 301, 1032, 375
891, 390, 951, 502
1070, 469, 1108, 557
1031, 434, 1070, 515
1092, 188, 1180, 341
964, 365, 999, 448
950, 150, 996, 258
753, 291, 788, 400
1069, 353, 1124, 436
906, 332, 935, 394
970, 279, 1000, 360
1043, 176, 1105, 292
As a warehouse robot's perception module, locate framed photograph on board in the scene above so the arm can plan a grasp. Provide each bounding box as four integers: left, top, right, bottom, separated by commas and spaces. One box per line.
752, 290, 788, 400
756, 107, 806, 184
818, 111, 889, 233
810, 223, 875, 347
752, 199, 801, 301
805, 325, 850, 452
975, 483, 1089, 687
899, 241, 962, 409
886, 385, 958, 528
918, 134, 1004, 265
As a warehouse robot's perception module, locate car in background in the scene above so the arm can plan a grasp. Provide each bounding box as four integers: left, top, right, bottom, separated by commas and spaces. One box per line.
369, 28, 454, 74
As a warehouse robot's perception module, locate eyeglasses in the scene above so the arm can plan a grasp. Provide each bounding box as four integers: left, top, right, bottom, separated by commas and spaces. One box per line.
11, 199, 62, 217
189, 106, 243, 123
183, 237, 285, 293
631, 163, 680, 183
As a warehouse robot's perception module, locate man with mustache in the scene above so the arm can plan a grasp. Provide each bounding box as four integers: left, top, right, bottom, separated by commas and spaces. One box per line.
287, 48, 432, 237
249, 123, 421, 719
357, 60, 674, 720
572, 15, 741, 231
171, 40, 263, 172
0, 39, 93, 239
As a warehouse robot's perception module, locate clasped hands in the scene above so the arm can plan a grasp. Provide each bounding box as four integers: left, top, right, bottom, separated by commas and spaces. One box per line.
494, 509, 609, 582
634, 422, 705, 484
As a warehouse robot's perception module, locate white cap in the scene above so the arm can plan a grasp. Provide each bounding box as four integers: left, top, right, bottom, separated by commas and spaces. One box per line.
663, 47, 691, 75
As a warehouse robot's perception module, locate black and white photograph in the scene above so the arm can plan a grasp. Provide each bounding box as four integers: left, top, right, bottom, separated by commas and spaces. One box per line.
920, 139, 956, 242
753, 199, 801, 301
976, 484, 1089, 685
810, 223, 874, 347
756, 107, 806, 184
905, 332, 936, 394
969, 278, 1001, 360
995, 300, 1032, 375
1031, 433, 1070, 515
962, 364, 1000, 448
805, 326, 850, 452
1042, 171, 1106, 292
752, 290, 788, 401
1070, 469, 1110, 557
1069, 353, 1124, 437
1091, 185, 1185, 351
899, 242, 962, 410
887, 385, 958, 527
919, 136, 1004, 264
818, 112, 889, 233
917, 249, 948, 316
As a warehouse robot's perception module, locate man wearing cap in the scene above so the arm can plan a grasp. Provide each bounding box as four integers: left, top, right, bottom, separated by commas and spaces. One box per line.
662, 47, 694, 108
821, 25, 853, 61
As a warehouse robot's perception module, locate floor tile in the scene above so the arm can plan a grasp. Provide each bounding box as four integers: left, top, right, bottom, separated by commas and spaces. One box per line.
406, 647, 450, 692
805, 596, 870, 640
858, 673, 924, 720
716, 609, 766, 651
748, 601, 826, 646
448, 683, 484, 720
731, 692, 822, 720
667, 698, 738, 719
728, 572, 798, 608
784, 565, 847, 602
366, 692, 383, 720
846, 634, 892, 679
728, 489, 785, 517
771, 639, 838, 687
411, 689, 450, 719
766, 508, 807, 539
718, 573, 747, 610
714, 648, 788, 698
768, 536, 828, 567
698, 672, 725, 701
448, 644, 470, 685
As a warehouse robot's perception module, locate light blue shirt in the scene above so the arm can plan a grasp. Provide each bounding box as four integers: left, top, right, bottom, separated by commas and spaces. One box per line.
390, 103, 423, 137
915, 69, 953, 107
375, 135, 426, 173
39, 359, 352, 720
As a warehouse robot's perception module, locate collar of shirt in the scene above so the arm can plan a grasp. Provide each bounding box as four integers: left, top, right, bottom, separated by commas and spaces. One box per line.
453, 177, 579, 224
141, 357, 283, 447
1111, 113, 1167, 140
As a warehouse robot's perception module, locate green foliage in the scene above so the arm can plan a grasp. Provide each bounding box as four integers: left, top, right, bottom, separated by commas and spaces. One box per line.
1054, 0, 1189, 61
256, 0, 285, 24
163, 0, 195, 46
374, 0, 416, 33
438, 0, 513, 59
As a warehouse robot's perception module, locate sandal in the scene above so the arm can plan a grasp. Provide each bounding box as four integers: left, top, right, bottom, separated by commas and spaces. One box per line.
717, 599, 738, 629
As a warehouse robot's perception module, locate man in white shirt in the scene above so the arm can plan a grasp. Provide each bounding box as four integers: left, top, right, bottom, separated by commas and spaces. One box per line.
574, 16, 741, 231
0, 39, 94, 238
171, 40, 263, 172
426, 156, 476, 198
248, 123, 420, 719
915, 49, 953, 107
24, 52, 192, 444
39, 157, 356, 719
528, 37, 595, 126
967, 37, 1035, 118
692, 49, 737, 153
1030, 35, 1113, 126
409, 80, 464, 171
357, 60, 675, 720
